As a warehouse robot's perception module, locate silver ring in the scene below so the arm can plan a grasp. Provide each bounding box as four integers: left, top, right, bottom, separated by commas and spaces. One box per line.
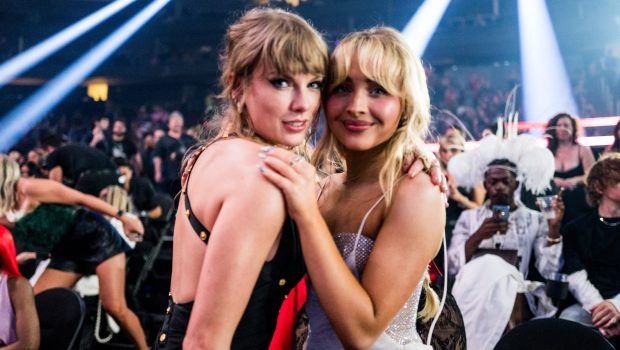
288, 155, 304, 168
612, 318, 617, 324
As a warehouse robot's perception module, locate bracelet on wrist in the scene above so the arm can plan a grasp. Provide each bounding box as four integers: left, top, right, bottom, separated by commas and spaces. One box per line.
546, 235, 562, 244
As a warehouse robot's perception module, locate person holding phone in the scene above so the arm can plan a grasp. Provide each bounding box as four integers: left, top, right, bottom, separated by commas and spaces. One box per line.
449, 157, 564, 273
447, 157, 565, 350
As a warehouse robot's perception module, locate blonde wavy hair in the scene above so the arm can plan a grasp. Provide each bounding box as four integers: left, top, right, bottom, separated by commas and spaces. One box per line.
182, 8, 328, 176
0, 155, 21, 219
312, 27, 438, 322
206, 7, 327, 146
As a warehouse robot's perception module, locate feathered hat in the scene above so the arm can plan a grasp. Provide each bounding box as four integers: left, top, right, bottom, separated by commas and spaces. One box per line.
446, 90, 555, 195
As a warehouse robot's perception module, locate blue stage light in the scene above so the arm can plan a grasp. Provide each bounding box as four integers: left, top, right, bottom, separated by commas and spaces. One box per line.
0, 0, 134, 88
401, 0, 451, 57
0, 0, 171, 152
518, 0, 577, 121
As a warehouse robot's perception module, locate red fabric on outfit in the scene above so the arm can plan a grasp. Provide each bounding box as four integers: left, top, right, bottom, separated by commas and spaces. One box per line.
268, 277, 307, 350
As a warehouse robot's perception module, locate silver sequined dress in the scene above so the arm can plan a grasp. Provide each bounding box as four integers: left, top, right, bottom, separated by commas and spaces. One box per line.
306, 196, 431, 350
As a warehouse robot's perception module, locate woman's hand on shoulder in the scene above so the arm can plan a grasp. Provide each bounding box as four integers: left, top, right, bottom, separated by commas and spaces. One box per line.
402, 152, 448, 206
257, 147, 320, 222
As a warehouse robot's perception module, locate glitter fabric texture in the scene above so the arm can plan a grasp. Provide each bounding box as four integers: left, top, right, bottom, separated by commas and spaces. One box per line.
333, 233, 424, 345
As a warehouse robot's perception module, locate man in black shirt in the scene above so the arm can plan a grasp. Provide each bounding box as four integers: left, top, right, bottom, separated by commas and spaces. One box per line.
97, 119, 140, 162
560, 153, 620, 343
40, 135, 119, 196
153, 112, 196, 197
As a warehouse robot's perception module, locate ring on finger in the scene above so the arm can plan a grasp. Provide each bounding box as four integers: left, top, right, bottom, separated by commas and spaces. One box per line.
288, 155, 304, 168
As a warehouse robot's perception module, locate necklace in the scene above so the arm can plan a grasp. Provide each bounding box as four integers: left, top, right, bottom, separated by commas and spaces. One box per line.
599, 217, 620, 227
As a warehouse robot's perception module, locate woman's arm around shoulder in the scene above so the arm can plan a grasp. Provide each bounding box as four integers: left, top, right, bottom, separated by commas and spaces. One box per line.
4, 276, 39, 350
183, 145, 289, 349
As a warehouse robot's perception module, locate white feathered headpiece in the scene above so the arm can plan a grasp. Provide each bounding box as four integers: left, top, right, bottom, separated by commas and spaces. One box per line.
447, 92, 555, 195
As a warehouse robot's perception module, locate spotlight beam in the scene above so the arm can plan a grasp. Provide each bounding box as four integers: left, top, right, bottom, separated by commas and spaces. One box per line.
401, 0, 451, 57
518, 0, 577, 121
0, 0, 135, 88
0, 0, 171, 152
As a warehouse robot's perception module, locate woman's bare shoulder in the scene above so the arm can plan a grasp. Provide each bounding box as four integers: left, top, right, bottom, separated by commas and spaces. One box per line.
391, 172, 444, 220
198, 139, 284, 198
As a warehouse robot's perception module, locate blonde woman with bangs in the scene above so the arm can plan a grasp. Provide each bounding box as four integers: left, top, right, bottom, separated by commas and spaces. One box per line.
259, 27, 455, 349
153, 8, 328, 349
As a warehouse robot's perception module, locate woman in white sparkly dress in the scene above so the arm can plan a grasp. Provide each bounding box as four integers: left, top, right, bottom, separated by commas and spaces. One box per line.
259, 27, 446, 349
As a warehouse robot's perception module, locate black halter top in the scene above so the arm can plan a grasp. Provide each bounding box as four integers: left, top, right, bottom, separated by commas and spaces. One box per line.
174, 138, 306, 348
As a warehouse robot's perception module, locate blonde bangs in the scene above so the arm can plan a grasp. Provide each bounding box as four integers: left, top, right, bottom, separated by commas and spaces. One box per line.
327, 30, 405, 99
261, 25, 327, 77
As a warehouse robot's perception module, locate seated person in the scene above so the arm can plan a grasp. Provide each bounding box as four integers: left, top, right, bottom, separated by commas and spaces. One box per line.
560, 153, 620, 342
446, 133, 564, 350
113, 157, 164, 220
0, 225, 39, 349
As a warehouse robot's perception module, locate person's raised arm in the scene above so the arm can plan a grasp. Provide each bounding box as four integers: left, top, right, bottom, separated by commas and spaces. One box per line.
18, 178, 143, 236
183, 169, 287, 349
259, 149, 444, 348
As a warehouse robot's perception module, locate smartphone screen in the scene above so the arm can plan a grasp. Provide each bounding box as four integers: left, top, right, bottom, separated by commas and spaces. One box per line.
492, 205, 510, 222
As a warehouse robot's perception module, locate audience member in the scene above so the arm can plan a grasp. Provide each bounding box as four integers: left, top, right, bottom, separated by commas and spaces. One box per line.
437, 133, 485, 271
547, 113, 596, 227
560, 153, 620, 345
0, 225, 39, 349
140, 131, 157, 182
114, 157, 163, 220
97, 119, 140, 168
447, 132, 564, 350
40, 135, 119, 196
152, 111, 197, 197
83, 115, 111, 148
0, 154, 147, 349
606, 120, 620, 153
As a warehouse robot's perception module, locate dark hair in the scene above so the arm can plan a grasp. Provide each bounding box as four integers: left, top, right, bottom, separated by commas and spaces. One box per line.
609, 120, 620, 152
546, 113, 578, 154
113, 157, 131, 168
486, 158, 518, 178
40, 134, 65, 149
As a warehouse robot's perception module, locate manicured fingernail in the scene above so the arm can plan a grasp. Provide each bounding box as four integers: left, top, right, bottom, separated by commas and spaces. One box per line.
258, 165, 265, 173
261, 146, 274, 152
258, 153, 267, 159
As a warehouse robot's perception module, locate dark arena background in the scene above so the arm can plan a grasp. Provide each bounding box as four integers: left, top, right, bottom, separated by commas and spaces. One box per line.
1, 0, 619, 349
